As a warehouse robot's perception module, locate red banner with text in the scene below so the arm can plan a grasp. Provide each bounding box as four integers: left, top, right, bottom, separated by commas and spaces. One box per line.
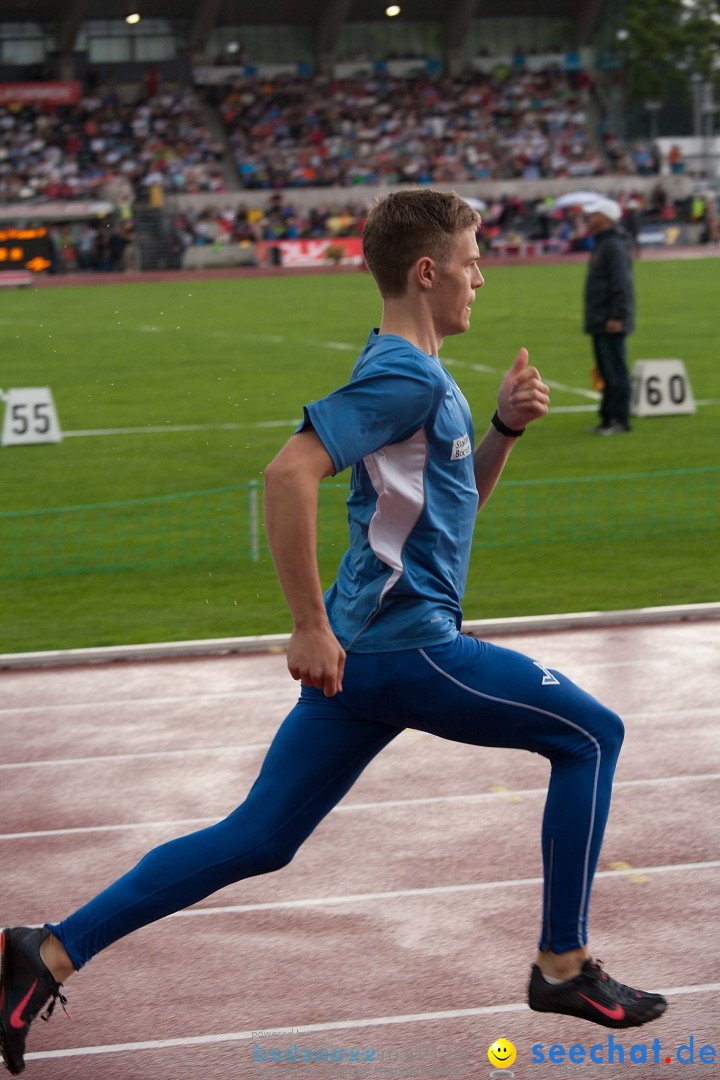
257, 237, 364, 268
0, 81, 82, 105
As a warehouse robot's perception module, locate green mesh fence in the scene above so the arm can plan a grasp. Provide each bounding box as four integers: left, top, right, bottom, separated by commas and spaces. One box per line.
0, 485, 258, 579
1, 468, 718, 580
473, 466, 720, 548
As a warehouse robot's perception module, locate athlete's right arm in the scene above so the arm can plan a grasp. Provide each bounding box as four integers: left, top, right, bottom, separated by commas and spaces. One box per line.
264, 427, 346, 697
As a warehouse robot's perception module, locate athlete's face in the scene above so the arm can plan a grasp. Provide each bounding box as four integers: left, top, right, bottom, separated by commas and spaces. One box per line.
431, 226, 484, 338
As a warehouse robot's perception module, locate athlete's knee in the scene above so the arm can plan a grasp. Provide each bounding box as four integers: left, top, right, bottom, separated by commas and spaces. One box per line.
598, 706, 624, 758
218, 810, 301, 875
247, 834, 298, 875
557, 704, 624, 766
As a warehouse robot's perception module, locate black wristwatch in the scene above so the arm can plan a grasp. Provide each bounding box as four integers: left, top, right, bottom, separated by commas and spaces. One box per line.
491, 410, 525, 437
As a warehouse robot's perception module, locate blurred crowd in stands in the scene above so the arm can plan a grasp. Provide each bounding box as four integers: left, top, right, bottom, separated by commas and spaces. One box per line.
217, 68, 607, 187
0, 88, 225, 203
168, 183, 717, 256
2, 65, 718, 272
44, 219, 138, 273
0, 68, 685, 206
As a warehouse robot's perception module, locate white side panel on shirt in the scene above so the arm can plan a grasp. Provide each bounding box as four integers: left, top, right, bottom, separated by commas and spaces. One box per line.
364, 428, 429, 604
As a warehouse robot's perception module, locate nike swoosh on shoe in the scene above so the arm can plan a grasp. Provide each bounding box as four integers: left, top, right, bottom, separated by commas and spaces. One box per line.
577, 993, 625, 1021
10, 982, 38, 1029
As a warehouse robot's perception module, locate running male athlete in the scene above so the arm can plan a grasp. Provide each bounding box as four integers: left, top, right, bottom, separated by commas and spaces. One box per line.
1, 190, 666, 1075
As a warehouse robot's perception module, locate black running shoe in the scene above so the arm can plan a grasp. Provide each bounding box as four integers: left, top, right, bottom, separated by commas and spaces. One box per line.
528, 958, 667, 1029
0, 927, 69, 1075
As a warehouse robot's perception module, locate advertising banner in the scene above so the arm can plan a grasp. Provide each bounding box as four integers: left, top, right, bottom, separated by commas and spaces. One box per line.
0, 81, 82, 105
0, 201, 114, 222
638, 223, 694, 247
258, 237, 364, 268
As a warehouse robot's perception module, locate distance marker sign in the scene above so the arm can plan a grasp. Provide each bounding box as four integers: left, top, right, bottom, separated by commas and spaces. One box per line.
631, 359, 696, 418
1, 387, 62, 445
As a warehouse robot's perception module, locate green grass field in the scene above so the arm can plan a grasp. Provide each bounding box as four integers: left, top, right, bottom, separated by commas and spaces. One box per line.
2, 257, 719, 654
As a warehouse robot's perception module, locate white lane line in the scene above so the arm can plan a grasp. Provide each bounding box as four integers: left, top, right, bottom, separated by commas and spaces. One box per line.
337, 770, 719, 812
0, 688, 284, 715
443, 357, 497, 375
444, 358, 720, 410
63, 419, 300, 438
623, 708, 719, 718
0, 817, 219, 841
0, 701, 713, 772
1, 688, 716, 719
444, 357, 600, 401
1, 773, 717, 841
544, 379, 599, 401
0, 743, 268, 772
25, 982, 720, 1063
0, 708, 716, 770
0, 710, 716, 769
169, 860, 720, 918
46, 401, 720, 439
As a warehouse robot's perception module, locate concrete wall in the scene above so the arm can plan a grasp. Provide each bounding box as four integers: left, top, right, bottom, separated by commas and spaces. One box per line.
170, 175, 695, 217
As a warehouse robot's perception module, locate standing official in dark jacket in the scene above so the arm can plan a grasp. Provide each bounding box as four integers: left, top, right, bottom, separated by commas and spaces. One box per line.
583, 196, 635, 435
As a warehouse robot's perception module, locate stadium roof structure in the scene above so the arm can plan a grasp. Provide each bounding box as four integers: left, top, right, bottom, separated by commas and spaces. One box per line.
2, 0, 611, 58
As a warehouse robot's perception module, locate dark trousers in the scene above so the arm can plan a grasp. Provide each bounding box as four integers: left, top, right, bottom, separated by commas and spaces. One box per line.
592, 333, 631, 428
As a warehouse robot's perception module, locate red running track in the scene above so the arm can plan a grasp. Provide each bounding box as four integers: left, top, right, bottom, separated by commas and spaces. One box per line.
1, 619, 719, 1079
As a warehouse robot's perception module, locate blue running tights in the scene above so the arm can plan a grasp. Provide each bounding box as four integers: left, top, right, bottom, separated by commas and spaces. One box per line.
49, 635, 623, 968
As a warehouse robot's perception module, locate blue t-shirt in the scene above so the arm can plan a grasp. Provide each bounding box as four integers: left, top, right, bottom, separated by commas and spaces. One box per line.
302, 330, 479, 653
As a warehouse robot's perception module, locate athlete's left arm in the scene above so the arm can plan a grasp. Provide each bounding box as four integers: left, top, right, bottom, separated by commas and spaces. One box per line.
473, 347, 549, 511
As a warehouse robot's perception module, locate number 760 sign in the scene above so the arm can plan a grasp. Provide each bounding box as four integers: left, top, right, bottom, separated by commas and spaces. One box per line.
1, 387, 62, 446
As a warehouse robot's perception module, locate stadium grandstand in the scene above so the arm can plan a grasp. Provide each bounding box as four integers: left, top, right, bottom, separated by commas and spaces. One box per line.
0, 0, 716, 273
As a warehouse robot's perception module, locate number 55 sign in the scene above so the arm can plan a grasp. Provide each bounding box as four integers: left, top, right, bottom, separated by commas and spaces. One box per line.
1, 387, 62, 446
631, 359, 696, 418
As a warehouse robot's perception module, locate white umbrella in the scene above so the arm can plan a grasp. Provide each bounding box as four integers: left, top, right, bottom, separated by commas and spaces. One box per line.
552, 190, 602, 209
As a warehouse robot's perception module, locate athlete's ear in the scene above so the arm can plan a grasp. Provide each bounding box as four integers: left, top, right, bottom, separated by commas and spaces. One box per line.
415, 256, 435, 290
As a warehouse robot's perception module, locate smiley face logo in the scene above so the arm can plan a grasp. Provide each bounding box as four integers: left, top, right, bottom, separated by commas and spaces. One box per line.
488, 1039, 517, 1069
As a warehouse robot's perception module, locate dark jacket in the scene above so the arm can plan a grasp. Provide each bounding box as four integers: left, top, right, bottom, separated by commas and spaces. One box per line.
583, 226, 635, 335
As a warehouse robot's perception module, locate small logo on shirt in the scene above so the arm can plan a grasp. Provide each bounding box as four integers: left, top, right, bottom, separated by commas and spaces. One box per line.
451, 433, 471, 460
533, 660, 560, 686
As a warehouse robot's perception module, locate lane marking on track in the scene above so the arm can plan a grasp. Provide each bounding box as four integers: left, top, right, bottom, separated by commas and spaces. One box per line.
444, 356, 600, 400
0, 702, 717, 769
0, 743, 269, 773
25, 982, 720, 1062
51, 399, 720, 439
63, 419, 301, 438
0, 686, 287, 712
1, 691, 716, 719
1, 774, 718, 842
550, 400, 720, 411
166, 860, 720, 918
0, 708, 716, 769
0, 687, 290, 716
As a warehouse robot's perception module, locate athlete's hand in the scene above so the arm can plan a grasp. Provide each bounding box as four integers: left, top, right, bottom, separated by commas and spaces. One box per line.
496, 348, 549, 431
287, 623, 346, 697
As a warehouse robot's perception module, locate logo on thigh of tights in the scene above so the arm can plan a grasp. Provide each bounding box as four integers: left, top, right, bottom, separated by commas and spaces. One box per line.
533, 660, 560, 686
